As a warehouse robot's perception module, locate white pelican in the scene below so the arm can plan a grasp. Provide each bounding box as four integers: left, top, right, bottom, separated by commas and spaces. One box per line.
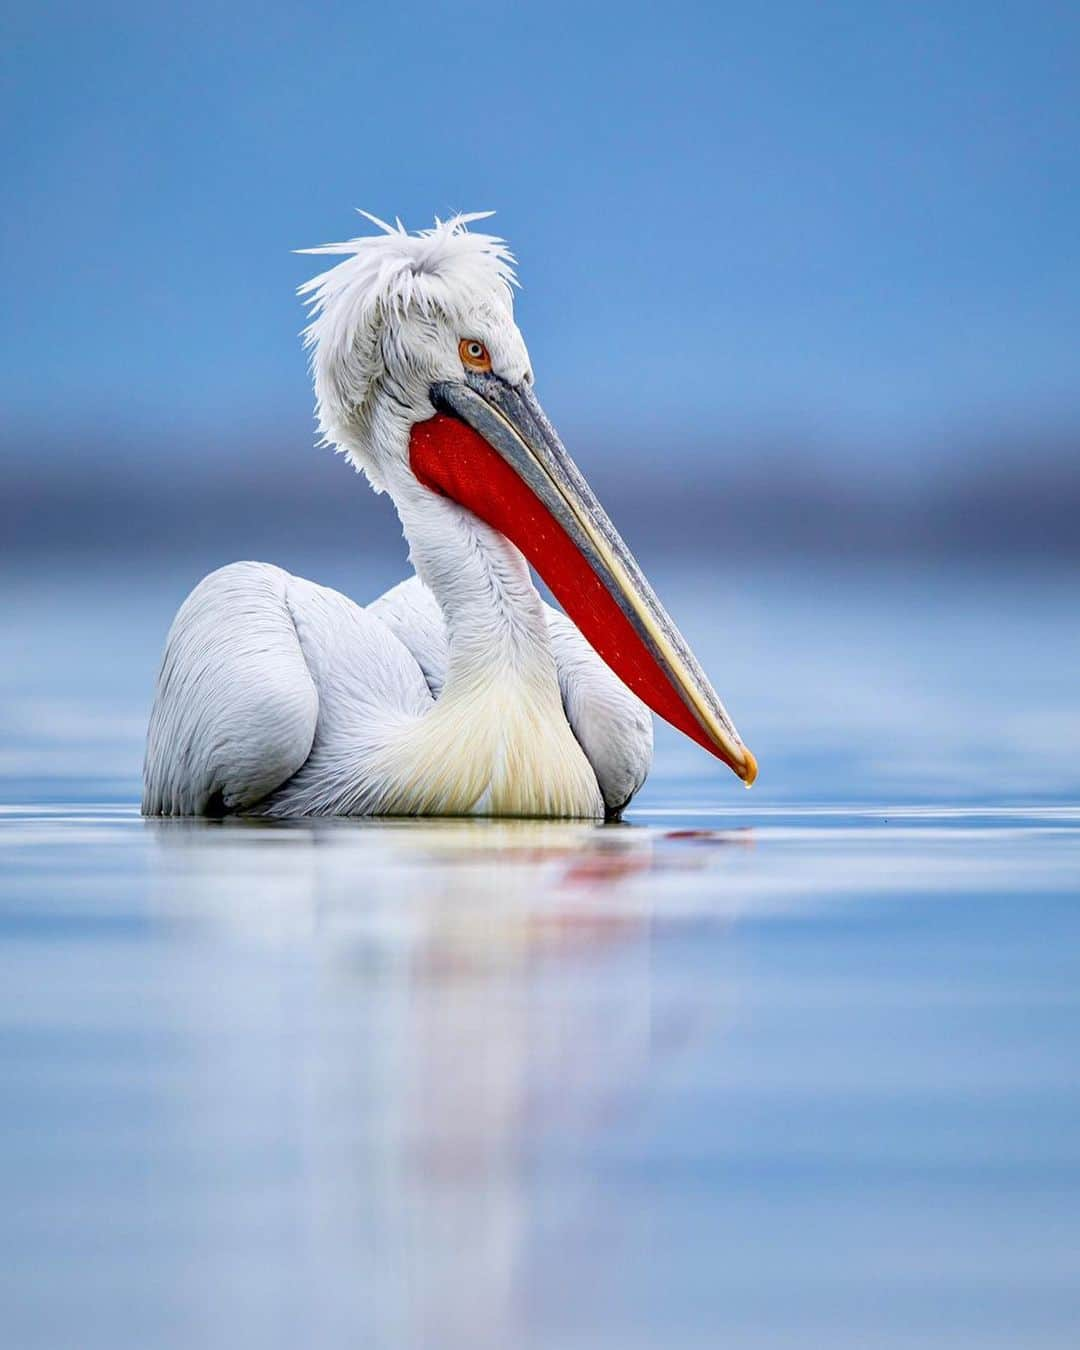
143, 212, 757, 820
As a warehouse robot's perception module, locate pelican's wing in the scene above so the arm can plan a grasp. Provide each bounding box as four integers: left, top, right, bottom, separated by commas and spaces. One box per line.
142, 562, 320, 815
544, 607, 654, 816
367, 576, 449, 698
370, 576, 653, 815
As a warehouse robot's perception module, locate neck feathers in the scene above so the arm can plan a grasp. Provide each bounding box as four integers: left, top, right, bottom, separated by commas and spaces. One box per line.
382, 480, 603, 818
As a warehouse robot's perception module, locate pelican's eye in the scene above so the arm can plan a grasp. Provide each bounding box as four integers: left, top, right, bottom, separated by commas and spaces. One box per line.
459, 338, 492, 372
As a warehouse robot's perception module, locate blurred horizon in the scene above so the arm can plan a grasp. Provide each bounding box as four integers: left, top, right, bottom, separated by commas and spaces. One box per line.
4, 414, 1080, 563
2, 0, 1079, 566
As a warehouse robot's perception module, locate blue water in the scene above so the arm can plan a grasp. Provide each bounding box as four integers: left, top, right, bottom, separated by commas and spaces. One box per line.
2, 560, 1079, 1348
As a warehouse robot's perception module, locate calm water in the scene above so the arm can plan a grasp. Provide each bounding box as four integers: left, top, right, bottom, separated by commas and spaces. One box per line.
2, 559, 1079, 1348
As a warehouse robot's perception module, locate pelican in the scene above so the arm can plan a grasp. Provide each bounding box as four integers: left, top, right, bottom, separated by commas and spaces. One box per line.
143, 212, 757, 820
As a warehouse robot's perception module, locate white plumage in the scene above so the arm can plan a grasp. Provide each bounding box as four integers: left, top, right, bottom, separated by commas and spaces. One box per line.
143, 211, 755, 820
144, 563, 651, 819
298, 211, 519, 491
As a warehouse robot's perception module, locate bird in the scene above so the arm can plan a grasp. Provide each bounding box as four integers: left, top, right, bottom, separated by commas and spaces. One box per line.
142, 211, 757, 821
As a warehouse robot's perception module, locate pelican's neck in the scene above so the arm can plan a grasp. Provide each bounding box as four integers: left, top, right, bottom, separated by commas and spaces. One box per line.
378, 469, 603, 818
393, 474, 556, 693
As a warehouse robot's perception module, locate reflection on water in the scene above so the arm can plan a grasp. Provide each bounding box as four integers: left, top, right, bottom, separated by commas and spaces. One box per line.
145, 815, 748, 953
2, 806, 1080, 1349
0, 811, 751, 1350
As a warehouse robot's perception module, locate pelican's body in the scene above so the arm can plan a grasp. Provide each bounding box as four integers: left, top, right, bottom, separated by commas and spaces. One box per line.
144, 563, 650, 819
144, 213, 755, 820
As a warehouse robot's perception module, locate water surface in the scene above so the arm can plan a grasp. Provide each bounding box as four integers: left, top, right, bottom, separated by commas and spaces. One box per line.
2, 562, 1078, 1348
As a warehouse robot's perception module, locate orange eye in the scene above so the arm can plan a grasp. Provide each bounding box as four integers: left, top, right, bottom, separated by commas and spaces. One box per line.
459, 338, 492, 372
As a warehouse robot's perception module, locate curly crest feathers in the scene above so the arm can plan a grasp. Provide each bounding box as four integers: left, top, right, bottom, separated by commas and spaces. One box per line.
296, 211, 518, 486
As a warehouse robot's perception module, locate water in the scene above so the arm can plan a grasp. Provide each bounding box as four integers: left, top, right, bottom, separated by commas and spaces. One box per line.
2, 559, 1079, 1348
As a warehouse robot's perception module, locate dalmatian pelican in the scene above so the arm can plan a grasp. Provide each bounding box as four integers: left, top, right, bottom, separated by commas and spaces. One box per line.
142, 212, 757, 820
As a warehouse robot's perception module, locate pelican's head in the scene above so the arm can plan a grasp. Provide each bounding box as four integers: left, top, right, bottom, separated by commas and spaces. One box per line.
299, 212, 757, 786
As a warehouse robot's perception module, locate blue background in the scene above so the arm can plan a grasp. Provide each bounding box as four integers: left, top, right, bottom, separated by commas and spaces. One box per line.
3, 0, 1078, 563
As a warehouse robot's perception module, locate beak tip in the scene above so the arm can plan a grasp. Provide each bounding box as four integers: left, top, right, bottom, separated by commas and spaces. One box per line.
738, 747, 759, 788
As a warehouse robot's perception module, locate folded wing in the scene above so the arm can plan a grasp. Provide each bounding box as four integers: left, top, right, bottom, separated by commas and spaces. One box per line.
142, 562, 321, 815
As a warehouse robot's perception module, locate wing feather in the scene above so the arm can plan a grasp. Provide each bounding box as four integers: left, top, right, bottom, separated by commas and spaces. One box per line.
142, 562, 319, 815
367, 577, 449, 697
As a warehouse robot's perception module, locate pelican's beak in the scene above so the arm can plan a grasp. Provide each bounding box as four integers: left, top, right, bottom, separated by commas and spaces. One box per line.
412, 372, 757, 786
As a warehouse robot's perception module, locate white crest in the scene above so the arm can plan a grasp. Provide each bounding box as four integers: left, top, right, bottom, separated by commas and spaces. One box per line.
297, 212, 518, 481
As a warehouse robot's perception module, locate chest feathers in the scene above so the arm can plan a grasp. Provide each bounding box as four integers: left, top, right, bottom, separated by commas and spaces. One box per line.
374, 660, 603, 819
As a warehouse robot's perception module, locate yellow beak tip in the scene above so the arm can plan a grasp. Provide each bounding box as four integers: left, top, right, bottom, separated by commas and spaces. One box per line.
739, 748, 759, 788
